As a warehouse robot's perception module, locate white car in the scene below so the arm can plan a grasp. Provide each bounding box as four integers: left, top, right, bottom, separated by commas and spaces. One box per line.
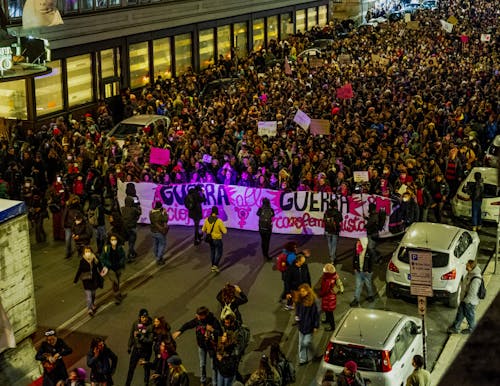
106, 114, 170, 146
451, 167, 500, 223
386, 222, 479, 307
484, 135, 500, 168
316, 308, 423, 386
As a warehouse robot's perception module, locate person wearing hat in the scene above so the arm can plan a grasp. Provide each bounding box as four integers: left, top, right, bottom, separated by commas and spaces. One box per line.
201, 206, 227, 273
166, 355, 189, 386
323, 201, 343, 264
318, 263, 344, 331
336, 360, 365, 386
35, 329, 73, 386
125, 309, 153, 386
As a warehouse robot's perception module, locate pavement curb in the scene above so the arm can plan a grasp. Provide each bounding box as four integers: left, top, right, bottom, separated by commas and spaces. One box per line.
430, 251, 500, 385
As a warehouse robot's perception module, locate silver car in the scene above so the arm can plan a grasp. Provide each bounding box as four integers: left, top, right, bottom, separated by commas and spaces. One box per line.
316, 308, 423, 386
106, 114, 170, 146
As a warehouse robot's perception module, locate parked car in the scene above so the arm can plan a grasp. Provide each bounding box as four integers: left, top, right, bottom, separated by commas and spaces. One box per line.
451, 167, 500, 223
105, 114, 170, 146
316, 308, 423, 386
483, 135, 500, 168
199, 77, 240, 101
386, 222, 480, 307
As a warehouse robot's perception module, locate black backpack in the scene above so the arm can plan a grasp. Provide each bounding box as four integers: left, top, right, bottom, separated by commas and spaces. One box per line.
472, 276, 486, 299
259, 207, 274, 231
277, 356, 296, 384
184, 193, 195, 210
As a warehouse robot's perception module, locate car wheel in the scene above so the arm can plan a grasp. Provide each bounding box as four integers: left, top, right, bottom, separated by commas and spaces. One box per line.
386, 285, 397, 299
448, 282, 462, 308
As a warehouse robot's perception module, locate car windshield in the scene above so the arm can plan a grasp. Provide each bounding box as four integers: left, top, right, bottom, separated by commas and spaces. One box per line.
398, 247, 449, 268
327, 344, 382, 372
113, 123, 141, 137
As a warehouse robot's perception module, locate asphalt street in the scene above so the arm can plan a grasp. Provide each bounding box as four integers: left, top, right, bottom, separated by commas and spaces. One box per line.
29, 217, 498, 385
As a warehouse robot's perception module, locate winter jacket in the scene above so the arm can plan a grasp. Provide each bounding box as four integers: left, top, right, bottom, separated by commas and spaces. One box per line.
400, 199, 420, 226
463, 265, 482, 306
71, 220, 93, 246
178, 312, 222, 352
202, 215, 227, 240
285, 263, 311, 294
295, 297, 320, 334
149, 207, 169, 234
319, 272, 341, 312
73, 257, 103, 291
87, 345, 118, 383
185, 188, 205, 220
216, 290, 248, 324
323, 207, 343, 235
63, 204, 82, 228
257, 205, 275, 232
100, 244, 126, 272
128, 317, 153, 354
121, 196, 141, 230
353, 246, 373, 273
337, 371, 365, 386
35, 338, 73, 383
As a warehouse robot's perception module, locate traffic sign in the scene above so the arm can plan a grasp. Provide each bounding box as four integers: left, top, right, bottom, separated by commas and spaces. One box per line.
410, 250, 434, 297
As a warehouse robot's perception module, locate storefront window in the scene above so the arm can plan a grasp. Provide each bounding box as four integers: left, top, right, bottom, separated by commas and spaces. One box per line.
199, 29, 215, 70
233, 22, 247, 58
129, 41, 150, 89
80, 0, 94, 11
296, 9, 306, 33
252, 18, 264, 52
100, 48, 120, 79
35, 60, 63, 116
217, 25, 231, 60
267, 16, 278, 43
0, 80, 27, 120
319, 5, 328, 26
67, 54, 93, 107
308, 7, 318, 29
153, 38, 172, 80
8, 0, 23, 17
174, 33, 192, 76
64, 0, 79, 12
280, 13, 293, 39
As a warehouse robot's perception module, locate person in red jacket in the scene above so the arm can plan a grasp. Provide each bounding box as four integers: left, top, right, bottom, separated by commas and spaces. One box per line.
318, 263, 344, 331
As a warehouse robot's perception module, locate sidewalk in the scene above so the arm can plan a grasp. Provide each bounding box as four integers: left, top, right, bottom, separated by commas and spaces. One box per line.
430, 253, 500, 385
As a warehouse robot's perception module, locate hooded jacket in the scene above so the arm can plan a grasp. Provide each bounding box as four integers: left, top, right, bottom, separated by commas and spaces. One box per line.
121, 196, 141, 230
149, 207, 169, 234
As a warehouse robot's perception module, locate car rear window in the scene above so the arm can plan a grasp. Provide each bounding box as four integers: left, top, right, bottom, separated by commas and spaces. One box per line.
326, 344, 383, 372
484, 183, 500, 198
398, 247, 449, 268
113, 124, 140, 137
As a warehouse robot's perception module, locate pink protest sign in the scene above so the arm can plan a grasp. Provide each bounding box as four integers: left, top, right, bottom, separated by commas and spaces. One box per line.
150, 147, 170, 165
336, 84, 354, 99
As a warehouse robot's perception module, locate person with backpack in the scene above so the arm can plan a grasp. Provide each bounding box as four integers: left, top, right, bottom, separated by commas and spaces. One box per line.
185, 185, 206, 245
269, 342, 295, 386
221, 313, 250, 383
323, 201, 343, 264
276, 242, 297, 306
469, 171, 484, 231
149, 201, 169, 266
245, 354, 281, 386
172, 306, 222, 386
201, 206, 227, 273
448, 260, 483, 334
257, 197, 275, 260
121, 195, 142, 261
216, 283, 248, 324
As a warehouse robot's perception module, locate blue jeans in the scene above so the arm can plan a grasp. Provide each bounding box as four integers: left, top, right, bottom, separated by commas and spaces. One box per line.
198, 346, 217, 385
354, 271, 374, 301
151, 232, 166, 261
217, 373, 234, 386
210, 239, 223, 267
452, 301, 476, 331
471, 200, 482, 227
64, 227, 73, 257
127, 228, 137, 258
84, 289, 96, 310
325, 233, 339, 262
298, 331, 313, 364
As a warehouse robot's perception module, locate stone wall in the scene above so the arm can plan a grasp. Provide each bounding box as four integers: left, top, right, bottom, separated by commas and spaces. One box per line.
0, 212, 41, 385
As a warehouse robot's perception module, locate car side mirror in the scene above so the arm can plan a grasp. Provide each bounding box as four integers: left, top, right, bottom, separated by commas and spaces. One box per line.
411, 325, 422, 335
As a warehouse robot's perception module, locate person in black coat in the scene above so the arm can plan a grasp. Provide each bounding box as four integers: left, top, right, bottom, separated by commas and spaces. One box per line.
126, 309, 154, 386
35, 329, 73, 386
185, 185, 206, 245
284, 253, 311, 310
73, 246, 103, 316
216, 283, 248, 324
256, 197, 275, 260
87, 337, 118, 385
172, 306, 222, 386
71, 213, 93, 257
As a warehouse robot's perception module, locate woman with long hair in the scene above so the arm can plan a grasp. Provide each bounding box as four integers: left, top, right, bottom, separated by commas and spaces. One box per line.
216, 283, 248, 324
73, 246, 103, 316
294, 283, 320, 366
245, 354, 281, 386
152, 316, 176, 358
